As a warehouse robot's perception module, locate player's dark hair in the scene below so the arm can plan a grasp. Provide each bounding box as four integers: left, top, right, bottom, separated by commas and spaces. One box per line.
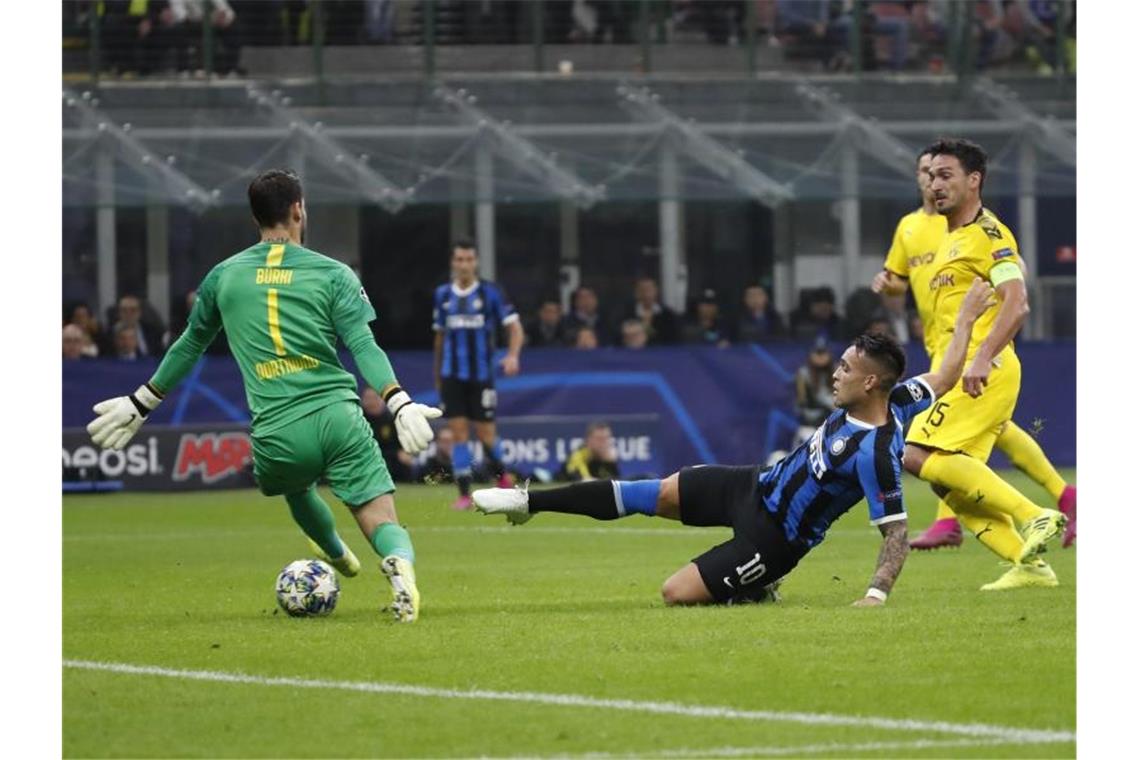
925, 137, 988, 191
586, 420, 612, 436
248, 169, 304, 229
452, 238, 477, 254
853, 332, 907, 391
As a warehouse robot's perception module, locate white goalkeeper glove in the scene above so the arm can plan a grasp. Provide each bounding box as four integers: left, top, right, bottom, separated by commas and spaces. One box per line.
383, 387, 442, 455
87, 384, 164, 450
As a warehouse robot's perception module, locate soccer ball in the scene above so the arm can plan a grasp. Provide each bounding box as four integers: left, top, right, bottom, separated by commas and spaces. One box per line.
275, 559, 340, 617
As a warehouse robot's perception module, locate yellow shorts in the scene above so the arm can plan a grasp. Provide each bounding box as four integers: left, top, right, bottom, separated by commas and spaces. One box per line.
905, 350, 1021, 461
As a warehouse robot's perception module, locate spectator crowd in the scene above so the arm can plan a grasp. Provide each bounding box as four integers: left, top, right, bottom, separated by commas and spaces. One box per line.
65, 1, 1075, 77
524, 279, 920, 352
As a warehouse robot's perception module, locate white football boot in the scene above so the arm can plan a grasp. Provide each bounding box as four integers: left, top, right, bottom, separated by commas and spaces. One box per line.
380, 556, 420, 622
472, 484, 533, 525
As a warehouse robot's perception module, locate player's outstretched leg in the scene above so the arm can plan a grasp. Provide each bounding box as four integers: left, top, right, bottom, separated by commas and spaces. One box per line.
351, 493, 420, 622
909, 499, 963, 550
996, 421, 1076, 548
285, 487, 360, 577
473, 478, 663, 524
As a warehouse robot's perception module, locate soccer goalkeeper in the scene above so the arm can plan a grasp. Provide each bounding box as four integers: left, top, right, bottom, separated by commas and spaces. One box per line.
86, 169, 439, 623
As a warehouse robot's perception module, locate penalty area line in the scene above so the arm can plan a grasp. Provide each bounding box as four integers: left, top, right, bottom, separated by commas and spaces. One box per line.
63, 659, 1073, 745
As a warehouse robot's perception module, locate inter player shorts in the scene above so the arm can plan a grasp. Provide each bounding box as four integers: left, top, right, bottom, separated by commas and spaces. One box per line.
906, 350, 1021, 461
440, 378, 496, 422
250, 401, 395, 506
678, 465, 806, 604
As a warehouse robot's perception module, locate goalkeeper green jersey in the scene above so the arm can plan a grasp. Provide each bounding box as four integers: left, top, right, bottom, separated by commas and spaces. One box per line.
151, 240, 396, 434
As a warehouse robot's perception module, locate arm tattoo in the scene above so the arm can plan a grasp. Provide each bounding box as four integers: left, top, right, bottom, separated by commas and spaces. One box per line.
869, 520, 910, 595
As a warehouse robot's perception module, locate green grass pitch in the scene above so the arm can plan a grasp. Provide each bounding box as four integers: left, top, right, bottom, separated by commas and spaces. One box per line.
63, 470, 1075, 758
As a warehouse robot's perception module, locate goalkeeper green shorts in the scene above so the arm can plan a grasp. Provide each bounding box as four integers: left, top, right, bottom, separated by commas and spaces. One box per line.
251, 401, 395, 506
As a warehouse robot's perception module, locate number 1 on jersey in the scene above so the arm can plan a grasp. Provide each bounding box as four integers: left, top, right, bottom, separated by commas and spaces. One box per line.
267, 288, 287, 356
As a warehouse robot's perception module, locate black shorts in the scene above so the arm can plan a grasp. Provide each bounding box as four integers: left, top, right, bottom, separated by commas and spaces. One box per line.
678, 465, 806, 604
440, 378, 496, 422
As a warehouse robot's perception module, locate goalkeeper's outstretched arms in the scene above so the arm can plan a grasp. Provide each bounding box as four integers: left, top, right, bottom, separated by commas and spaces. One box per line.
87, 278, 223, 450
339, 320, 442, 455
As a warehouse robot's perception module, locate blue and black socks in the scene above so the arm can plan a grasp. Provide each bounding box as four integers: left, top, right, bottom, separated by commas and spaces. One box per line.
528, 479, 662, 520
453, 440, 474, 496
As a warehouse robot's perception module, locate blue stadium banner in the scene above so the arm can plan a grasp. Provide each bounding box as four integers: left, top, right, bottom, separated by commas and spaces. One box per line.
488, 414, 662, 479
63, 343, 1075, 478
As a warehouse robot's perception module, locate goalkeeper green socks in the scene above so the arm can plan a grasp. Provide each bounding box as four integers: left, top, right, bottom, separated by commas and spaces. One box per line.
285, 488, 346, 560
371, 522, 415, 564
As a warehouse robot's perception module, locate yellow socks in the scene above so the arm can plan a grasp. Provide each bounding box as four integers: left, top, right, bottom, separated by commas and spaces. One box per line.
934, 499, 957, 522
944, 491, 1023, 562
919, 451, 1045, 526
996, 421, 1068, 502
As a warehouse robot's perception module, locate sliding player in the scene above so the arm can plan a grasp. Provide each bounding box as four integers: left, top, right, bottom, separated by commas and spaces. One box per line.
873, 149, 1076, 551
86, 169, 439, 622
473, 281, 996, 606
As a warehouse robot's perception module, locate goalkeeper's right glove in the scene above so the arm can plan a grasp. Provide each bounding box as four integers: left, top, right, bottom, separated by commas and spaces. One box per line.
87, 383, 164, 450
383, 386, 442, 455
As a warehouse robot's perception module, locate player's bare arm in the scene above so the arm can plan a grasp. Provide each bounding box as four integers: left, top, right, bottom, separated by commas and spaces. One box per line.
500, 319, 524, 376
920, 278, 996, 398
962, 278, 1029, 397
853, 520, 909, 607
871, 270, 908, 295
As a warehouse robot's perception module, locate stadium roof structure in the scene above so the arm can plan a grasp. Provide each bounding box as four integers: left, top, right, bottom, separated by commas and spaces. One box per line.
245, 86, 413, 213
63, 89, 218, 212
62, 74, 1075, 209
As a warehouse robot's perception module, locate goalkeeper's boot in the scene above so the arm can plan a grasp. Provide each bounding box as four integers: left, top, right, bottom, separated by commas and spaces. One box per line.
472, 484, 532, 525
496, 472, 515, 489
1058, 485, 1077, 549
451, 495, 473, 511
909, 518, 963, 551
307, 538, 361, 578
1018, 509, 1067, 562
980, 559, 1058, 591
380, 556, 420, 623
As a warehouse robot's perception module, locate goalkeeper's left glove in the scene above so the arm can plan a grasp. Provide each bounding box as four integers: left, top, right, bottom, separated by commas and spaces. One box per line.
383, 386, 442, 455
87, 383, 164, 450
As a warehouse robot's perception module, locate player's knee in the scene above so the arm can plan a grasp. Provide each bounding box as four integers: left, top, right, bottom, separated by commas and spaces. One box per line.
660, 577, 687, 606
661, 567, 704, 606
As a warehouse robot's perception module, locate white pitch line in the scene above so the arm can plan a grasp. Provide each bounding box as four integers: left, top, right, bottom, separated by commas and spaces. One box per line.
63, 659, 1074, 745
545, 736, 1049, 759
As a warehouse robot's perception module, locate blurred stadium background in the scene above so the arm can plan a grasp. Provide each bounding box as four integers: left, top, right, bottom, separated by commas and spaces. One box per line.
61, 0, 1076, 491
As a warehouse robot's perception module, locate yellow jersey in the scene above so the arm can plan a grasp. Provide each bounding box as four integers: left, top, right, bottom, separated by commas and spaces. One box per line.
883, 208, 947, 357
926, 207, 1022, 366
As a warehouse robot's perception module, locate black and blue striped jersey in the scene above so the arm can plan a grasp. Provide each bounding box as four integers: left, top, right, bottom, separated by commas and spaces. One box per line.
433, 280, 519, 383
760, 377, 936, 552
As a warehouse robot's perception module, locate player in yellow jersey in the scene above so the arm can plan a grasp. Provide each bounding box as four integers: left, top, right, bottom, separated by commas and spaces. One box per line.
873, 151, 1076, 553
894, 138, 1066, 590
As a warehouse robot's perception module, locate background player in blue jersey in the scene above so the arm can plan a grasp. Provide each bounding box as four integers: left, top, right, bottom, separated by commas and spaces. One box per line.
433, 239, 525, 510
473, 279, 996, 607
